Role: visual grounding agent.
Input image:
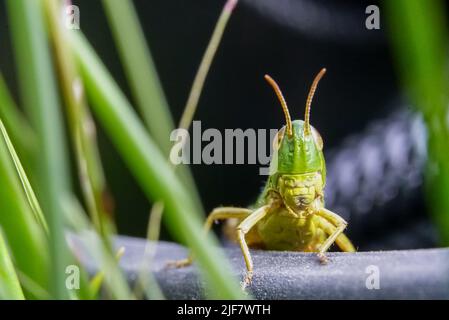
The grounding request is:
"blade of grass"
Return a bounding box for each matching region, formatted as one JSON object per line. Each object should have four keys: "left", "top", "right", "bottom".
{"left": 63, "top": 195, "right": 133, "bottom": 299}
{"left": 7, "top": 0, "right": 72, "bottom": 298}
{"left": 43, "top": 0, "right": 111, "bottom": 237}
{"left": 134, "top": 202, "right": 165, "bottom": 300}
{"left": 70, "top": 33, "right": 246, "bottom": 299}
{"left": 0, "top": 73, "right": 36, "bottom": 161}
{"left": 16, "top": 271, "right": 51, "bottom": 300}
{"left": 0, "top": 119, "right": 48, "bottom": 233}
{"left": 89, "top": 246, "right": 125, "bottom": 297}
{"left": 0, "top": 229, "right": 25, "bottom": 300}
{"left": 179, "top": 0, "right": 238, "bottom": 131}
{"left": 385, "top": 0, "right": 449, "bottom": 244}
{"left": 43, "top": 0, "right": 145, "bottom": 299}
{"left": 101, "top": 0, "right": 174, "bottom": 156}
{"left": 101, "top": 0, "right": 204, "bottom": 216}
{"left": 0, "top": 118, "right": 49, "bottom": 297}
{"left": 42, "top": 0, "right": 120, "bottom": 299}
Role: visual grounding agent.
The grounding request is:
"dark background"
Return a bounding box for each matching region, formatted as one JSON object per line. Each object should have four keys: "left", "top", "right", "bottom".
{"left": 0, "top": 0, "right": 413, "bottom": 243}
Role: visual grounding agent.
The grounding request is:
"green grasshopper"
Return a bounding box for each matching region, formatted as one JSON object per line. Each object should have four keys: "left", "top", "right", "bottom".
{"left": 174, "top": 68, "right": 355, "bottom": 288}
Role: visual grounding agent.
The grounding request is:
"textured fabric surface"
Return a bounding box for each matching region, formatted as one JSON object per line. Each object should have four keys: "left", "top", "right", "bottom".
{"left": 69, "top": 234, "right": 449, "bottom": 299}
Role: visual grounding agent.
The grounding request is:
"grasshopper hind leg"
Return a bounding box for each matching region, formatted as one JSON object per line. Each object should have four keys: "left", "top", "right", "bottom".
{"left": 166, "top": 207, "right": 252, "bottom": 268}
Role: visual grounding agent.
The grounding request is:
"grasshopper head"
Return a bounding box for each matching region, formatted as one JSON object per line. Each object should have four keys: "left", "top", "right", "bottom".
{"left": 265, "top": 70, "right": 327, "bottom": 213}
{"left": 274, "top": 120, "right": 324, "bottom": 176}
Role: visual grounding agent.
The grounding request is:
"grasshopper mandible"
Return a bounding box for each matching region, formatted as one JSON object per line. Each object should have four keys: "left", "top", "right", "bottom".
{"left": 173, "top": 68, "right": 355, "bottom": 288}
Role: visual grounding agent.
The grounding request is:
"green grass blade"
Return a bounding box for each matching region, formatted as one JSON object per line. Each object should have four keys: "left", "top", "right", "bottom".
{"left": 88, "top": 246, "right": 125, "bottom": 297}
{"left": 0, "top": 119, "right": 48, "bottom": 233}
{"left": 43, "top": 0, "right": 111, "bottom": 237}
{"left": 101, "top": 0, "right": 204, "bottom": 216}
{"left": 101, "top": 0, "right": 174, "bottom": 156}
{"left": 7, "top": 0, "right": 72, "bottom": 298}
{"left": 0, "top": 229, "right": 25, "bottom": 300}
{"left": 16, "top": 271, "right": 51, "bottom": 300}
{"left": 179, "top": 0, "right": 238, "bottom": 131}
{"left": 134, "top": 202, "right": 165, "bottom": 300}
{"left": 63, "top": 196, "right": 133, "bottom": 299}
{"left": 0, "top": 73, "right": 35, "bottom": 161}
{"left": 385, "top": 0, "right": 449, "bottom": 244}
{"left": 0, "top": 118, "right": 49, "bottom": 297}
{"left": 70, "top": 33, "right": 246, "bottom": 299}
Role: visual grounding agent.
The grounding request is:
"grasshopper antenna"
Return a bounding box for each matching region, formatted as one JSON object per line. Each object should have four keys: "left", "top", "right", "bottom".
{"left": 264, "top": 74, "right": 293, "bottom": 137}
{"left": 304, "top": 68, "right": 326, "bottom": 136}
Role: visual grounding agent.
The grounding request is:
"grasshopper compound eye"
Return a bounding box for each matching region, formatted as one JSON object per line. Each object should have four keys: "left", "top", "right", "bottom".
{"left": 273, "top": 127, "right": 286, "bottom": 150}
{"left": 311, "top": 126, "right": 323, "bottom": 151}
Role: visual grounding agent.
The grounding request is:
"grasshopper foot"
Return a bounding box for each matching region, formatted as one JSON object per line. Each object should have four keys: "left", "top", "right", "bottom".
{"left": 317, "top": 253, "right": 328, "bottom": 265}
{"left": 240, "top": 271, "right": 253, "bottom": 291}
{"left": 166, "top": 258, "right": 192, "bottom": 269}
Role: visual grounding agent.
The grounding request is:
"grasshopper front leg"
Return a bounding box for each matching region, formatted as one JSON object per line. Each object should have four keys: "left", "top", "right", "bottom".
{"left": 167, "top": 207, "right": 251, "bottom": 268}
{"left": 236, "top": 204, "right": 272, "bottom": 289}
{"left": 317, "top": 216, "right": 355, "bottom": 253}
{"left": 315, "top": 208, "right": 351, "bottom": 263}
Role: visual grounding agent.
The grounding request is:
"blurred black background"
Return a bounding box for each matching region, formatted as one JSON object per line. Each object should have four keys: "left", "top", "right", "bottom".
{"left": 0, "top": 0, "right": 434, "bottom": 249}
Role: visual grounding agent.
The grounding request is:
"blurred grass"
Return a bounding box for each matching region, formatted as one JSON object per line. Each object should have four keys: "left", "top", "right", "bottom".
{"left": 70, "top": 33, "right": 245, "bottom": 299}
{"left": 0, "top": 116, "right": 49, "bottom": 297}
{"left": 179, "top": 0, "right": 238, "bottom": 131}
{"left": 101, "top": 0, "right": 244, "bottom": 298}
{"left": 134, "top": 202, "right": 165, "bottom": 300}
{"left": 0, "top": 230, "right": 24, "bottom": 300}
{"left": 63, "top": 196, "right": 133, "bottom": 299}
{"left": 0, "top": 74, "right": 35, "bottom": 162}
{"left": 89, "top": 246, "right": 126, "bottom": 297}
{"left": 0, "top": 119, "right": 48, "bottom": 233}
{"left": 386, "top": 0, "right": 449, "bottom": 245}
{"left": 102, "top": 0, "right": 204, "bottom": 216}
{"left": 0, "top": 0, "right": 244, "bottom": 299}
{"left": 7, "top": 0, "right": 71, "bottom": 298}
{"left": 44, "top": 0, "right": 112, "bottom": 237}
{"left": 101, "top": 0, "right": 174, "bottom": 156}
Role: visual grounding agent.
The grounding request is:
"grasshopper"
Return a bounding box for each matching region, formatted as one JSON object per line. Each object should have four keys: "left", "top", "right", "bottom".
{"left": 174, "top": 68, "right": 355, "bottom": 288}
